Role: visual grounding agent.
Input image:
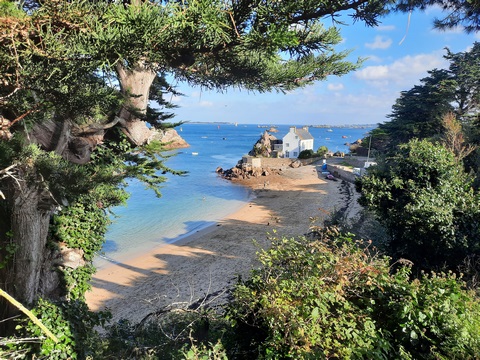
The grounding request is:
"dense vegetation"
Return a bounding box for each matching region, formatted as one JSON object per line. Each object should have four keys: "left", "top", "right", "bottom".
{"left": 2, "top": 0, "right": 480, "bottom": 358}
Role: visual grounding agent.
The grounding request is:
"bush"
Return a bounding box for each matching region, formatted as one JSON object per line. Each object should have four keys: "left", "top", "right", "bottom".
{"left": 228, "top": 228, "right": 480, "bottom": 359}
{"left": 298, "top": 149, "right": 314, "bottom": 159}
{"left": 357, "top": 139, "right": 480, "bottom": 272}
{"left": 316, "top": 145, "right": 328, "bottom": 156}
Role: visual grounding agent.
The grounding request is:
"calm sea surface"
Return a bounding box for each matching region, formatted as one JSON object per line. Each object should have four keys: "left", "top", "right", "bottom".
{"left": 95, "top": 123, "right": 373, "bottom": 266}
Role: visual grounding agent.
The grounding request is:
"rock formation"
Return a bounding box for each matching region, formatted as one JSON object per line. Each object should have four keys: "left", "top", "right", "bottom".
{"left": 216, "top": 161, "right": 281, "bottom": 180}
{"left": 152, "top": 128, "right": 189, "bottom": 149}
{"left": 248, "top": 130, "right": 278, "bottom": 157}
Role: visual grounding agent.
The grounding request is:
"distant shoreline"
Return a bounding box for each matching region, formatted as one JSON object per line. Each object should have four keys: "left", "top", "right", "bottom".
{"left": 186, "top": 121, "right": 377, "bottom": 128}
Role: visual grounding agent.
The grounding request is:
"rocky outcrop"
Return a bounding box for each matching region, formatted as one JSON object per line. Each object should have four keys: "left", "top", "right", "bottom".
{"left": 248, "top": 130, "right": 278, "bottom": 157}
{"left": 290, "top": 159, "right": 302, "bottom": 168}
{"left": 151, "top": 128, "right": 189, "bottom": 149}
{"left": 347, "top": 139, "right": 365, "bottom": 154}
{"left": 216, "top": 161, "right": 281, "bottom": 180}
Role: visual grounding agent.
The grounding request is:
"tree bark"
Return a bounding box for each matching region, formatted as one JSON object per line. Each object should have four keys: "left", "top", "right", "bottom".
{"left": 116, "top": 61, "right": 157, "bottom": 146}
{"left": 9, "top": 182, "right": 55, "bottom": 305}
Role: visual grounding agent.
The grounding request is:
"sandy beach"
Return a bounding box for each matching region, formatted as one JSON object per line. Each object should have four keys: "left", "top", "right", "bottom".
{"left": 86, "top": 162, "right": 360, "bottom": 324}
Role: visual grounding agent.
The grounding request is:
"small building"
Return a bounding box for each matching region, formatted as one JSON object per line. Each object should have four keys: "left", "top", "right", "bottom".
{"left": 282, "top": 126, "right": 314, "bottom": 158}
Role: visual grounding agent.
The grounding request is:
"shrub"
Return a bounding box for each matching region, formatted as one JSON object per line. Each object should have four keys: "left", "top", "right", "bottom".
{"left": 316, "top": 145, "right": 328, "bottom": 156}
{"left": 228, "top": 228, "right": 480, "bottom": 359}
{"left": 298, "top": 149, "right": 314, "bottom": 159}
{"left": 357, "top": 139, "right": 480, "bottom": 272}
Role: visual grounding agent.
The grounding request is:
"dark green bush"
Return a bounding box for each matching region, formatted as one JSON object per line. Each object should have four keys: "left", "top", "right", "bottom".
{"left": 228, "top": 229, "right": 480, "bottom": 359}
{"left": 298, "top": 149, "right": 314, "bottom": 159}
{"left": 357, "top": 139, "right": 480, "bottom": 272}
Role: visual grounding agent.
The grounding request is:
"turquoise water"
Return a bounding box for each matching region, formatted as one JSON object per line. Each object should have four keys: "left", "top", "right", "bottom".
{"left": 96, "top": 123, "right": 372, "bottom": 266}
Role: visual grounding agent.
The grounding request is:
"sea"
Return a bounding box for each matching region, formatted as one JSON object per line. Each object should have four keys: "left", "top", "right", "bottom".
{"left": 95, "top": 123, "right": 373, "bottom": 267}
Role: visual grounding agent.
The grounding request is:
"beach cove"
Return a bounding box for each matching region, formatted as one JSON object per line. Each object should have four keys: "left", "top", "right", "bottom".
{"left": 86, "top": 162, "right": 361, "bottom": 324}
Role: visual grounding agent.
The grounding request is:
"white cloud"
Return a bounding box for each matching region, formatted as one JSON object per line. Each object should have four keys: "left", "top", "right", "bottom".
{"left": 354, "top": 50, "right": 448, "bottom": 88}
{"left": 198, "top": 100, "right": 214, "bottom": 107}
{"left": 327, "top": 83, "right": 345, "bottom": 91}
{"left": 376, "top": 25, "right": 395, "bottom": 31}
{"left": 365, "top": 55, "right": 383, "bottom": 63}
{"left": 365, "top": 35, "right": 392, "bottom": 49}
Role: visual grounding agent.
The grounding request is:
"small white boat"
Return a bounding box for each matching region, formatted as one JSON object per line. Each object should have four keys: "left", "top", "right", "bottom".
{"left": 192, "top": 152, "right": 199, "bottom": 155}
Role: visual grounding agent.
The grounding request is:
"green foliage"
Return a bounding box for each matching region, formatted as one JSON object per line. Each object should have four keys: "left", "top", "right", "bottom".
{"left": 228, "top": 228, "right": 480, "bottom": 359}
{"left": 183, "top": 340, "right": 228, "bottom": 360}
{"left": 357, "top": 139, "right": 480, "bottom": 271}
{"left": 100, "top": 309, "right": 232, "bottom": 359}
{"left": 298, "top": 149, "right": 314, "bottom": 159}
{"left": 229, "top": 230, "right": 391, "bottom": 359}
{"left": 378, "top": 270, "right": 480, "bottom": 359}
{"left": 396, "top": 0, "right": 480, "bottom": 33}
{"left": 371, "top": 43, "right": 480, "bottom": 154}
{"left": 316, "top": 145, "right": 328, "bottom": 156}
{"left": 11, "top": 298, "right": 110, "bottom": 359}
{"left": 0, "top": 238, "right": 16, "bottom": 270}
{"left": 378, "top": 69, "right": 455, "bottom": 153}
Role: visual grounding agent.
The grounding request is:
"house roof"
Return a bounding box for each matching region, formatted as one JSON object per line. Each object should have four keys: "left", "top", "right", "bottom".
{"left": 294, "top": 128, "right": 314, "bottom": 141}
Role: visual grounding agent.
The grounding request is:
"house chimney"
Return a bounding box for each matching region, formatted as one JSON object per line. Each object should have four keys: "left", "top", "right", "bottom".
{"left": 290, "top": 126, "right": 296, "bottom": 133}
{"left": 303, "top": 126, "right": 309, "bottom": 132}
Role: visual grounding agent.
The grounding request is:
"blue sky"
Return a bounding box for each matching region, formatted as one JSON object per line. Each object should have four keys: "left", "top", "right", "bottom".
{"left": 170, "top": 7, "right": 479, "bottom": 126}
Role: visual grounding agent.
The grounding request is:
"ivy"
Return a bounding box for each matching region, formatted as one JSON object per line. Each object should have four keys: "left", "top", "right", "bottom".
{"left": 12, "top": 298, "right": 110, "bottom": 359}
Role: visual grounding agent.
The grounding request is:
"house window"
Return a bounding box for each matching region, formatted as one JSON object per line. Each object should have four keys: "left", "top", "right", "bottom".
{"left": 285, "top": 151, "right": 290, "bottom": 157}
{"left": 286, "top": 143, "right": 289, "bottom": 147}
{"left": 295, "top": 136, "right": 298, "bottom": 139}
{"left": 293, "top": 152, "right": 298, "bottom": 157}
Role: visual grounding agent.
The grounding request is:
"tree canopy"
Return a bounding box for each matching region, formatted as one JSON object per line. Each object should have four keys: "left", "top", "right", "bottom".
{"left": 357, "top": 139, "right": 480, "bottom": 271}
{"left": 370, "top": 42, "right": 480, "bottom": 154}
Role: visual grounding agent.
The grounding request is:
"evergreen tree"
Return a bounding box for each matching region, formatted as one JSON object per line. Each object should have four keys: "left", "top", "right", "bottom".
{"left": 378, "top": 69, "right": 455, "bottom": 152}
{"left": 372, "top": 43, "right": 480, "bottom": 154}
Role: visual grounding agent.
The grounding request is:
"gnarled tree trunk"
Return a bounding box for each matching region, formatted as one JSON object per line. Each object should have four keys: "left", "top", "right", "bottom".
{"left": 116, "top": 61, "right": 157, "bottom": 146}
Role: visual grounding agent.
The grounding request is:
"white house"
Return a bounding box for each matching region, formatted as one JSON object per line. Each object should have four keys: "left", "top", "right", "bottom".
{"left": 282, "top": 126, "right": 314, "bottom": 158}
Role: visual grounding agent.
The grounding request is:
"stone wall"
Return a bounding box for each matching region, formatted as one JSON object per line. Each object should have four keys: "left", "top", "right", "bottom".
{"left": 242, "top": 156, "right": 320, "bottom": 169}
{"left": 326, "top": 164, "right": 356, "bottom": 183}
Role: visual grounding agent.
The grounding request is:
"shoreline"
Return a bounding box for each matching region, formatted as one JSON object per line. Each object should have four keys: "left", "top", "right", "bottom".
{"left": 85, "top": 163, "right": 359, "bottom": 324}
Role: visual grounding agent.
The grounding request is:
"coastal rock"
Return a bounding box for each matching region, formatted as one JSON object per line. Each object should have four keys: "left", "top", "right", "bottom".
{"left": 218, "top": 162, "right": 276, "bottom": 181}
{"left": 151, "top": 128, "right": 189, "bottom": 149}
{"left": 248, "top": 130, "right": 278, "bottom": 157}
